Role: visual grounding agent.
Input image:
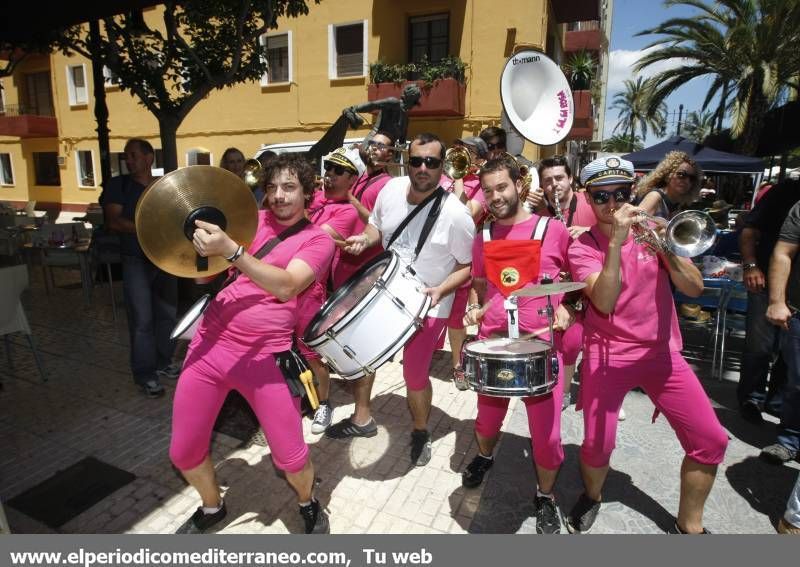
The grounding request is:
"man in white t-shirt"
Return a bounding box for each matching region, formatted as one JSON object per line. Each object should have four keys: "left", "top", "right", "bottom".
{"left": 332, "top": 132, "right": 475, "bottom": 466}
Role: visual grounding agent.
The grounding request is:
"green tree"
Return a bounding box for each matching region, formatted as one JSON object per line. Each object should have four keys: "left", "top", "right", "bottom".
{"left": 602, "top": 133, "right": 644, "bottom": 153}
{"left": 681, "top": 110, "right": 716, "bottom": 143}
{"left": 635, "top": 0, "right": 800, "bottom": 155}
{"left": 610, "top": 77, "right": 667, "bottom": 151}
{"left": 64, "top": 0, "right": 317, "bottom": 172}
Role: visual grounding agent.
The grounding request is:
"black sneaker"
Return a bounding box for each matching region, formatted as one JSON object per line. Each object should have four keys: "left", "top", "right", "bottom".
{"left": 760, "top": 443, "right": 798, "bottom": 464}
{"left": 410, "top": 429, "right": 432, "bottom": 466}
{"left": 324, "top": 417, "right": 377, "bottom": 439}
{"left": 740, "top": 401, "right": 764, "bottom": 424}
{"left": 462, "top": 454, "right": 494, "bottom": 488}
{"left": 566, "top": 493, "right": 600, "bottom": 534}
{"left": 176, "top": 502, "right": 227, "bottom": 534}
{"left": 667, "top": 521, "right": 711, "bottom": 534}
{"left": 299, "top": 499, "right": 329, "bottom": 534}
{"left": 535, "top": 495, "right": 562, "bottom": 534}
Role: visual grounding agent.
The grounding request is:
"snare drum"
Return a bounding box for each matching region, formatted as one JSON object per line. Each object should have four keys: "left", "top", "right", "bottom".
{"left": 462, "top": 337, "right": 558, "bottom": 397}
{"left": 303, "top": 251, "right": 431, "bottom": 380}
{"left": 170, "top": 293, "right": 211, "bottom": 341}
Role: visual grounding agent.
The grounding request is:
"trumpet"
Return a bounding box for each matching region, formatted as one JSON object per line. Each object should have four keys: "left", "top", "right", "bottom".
{"left": 499, "top": 153, "right": 536, "bottom": 213}
{"left": 366, "top": 143, "right": 408, "bottom": 169}
{"left": 630, "top": 209, "right": 717, "bottom": 257}
{"left": 444, "top": 146, "right": 479, "bottom": 180}
{"left": 241, "top": 159, "right": 264, "bottom": 189}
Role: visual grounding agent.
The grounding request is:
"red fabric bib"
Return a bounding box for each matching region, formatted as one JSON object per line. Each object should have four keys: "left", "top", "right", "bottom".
{"left": 483, "top": 238, "right": 542, "bottom": 297}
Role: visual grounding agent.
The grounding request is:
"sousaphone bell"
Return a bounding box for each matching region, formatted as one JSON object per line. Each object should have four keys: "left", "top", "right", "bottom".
{"left": 135, "top": 165, "right": 258, "bottom": 279}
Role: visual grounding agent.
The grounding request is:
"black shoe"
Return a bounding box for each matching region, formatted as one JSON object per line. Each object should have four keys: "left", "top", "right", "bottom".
{"left": 462, "top": 454, "right": 494, "bottom": 488}
{"left": 176, "top": 502, "right": 227, "bottom": 534}
{"left": 535, "top": 495, "right": 562, "bottom": 534}
{"left": 299, "top": 499, "right": 329, "bottom": 534}
{"left": 740, "top": 401, "right": 764, "bottom": 424}
{"left": 410, "top": 429, "right": 432, "bottom": 466}
{"left": 667, "top": 521, "right": 711, "bottom": 534}
{"left": 566, "top": 493, "right": 600, "bottom": 534}
{"left": 324, "top": 417, "right": 378, "bottom": 439}
{"left": 760, "top": 443, "right": 798, "bottom": 465}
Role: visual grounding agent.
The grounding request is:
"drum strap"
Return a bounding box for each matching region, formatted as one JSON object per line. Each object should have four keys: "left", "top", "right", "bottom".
{"left": 354, "top": 171, "right": 390, "bottom": 202}
{"left": 482, "top": 215, "right": 549, "bottom": 242}
{"left": 386, "top": 186, "right": 446, "bottom": 260}
{"left": 221, "top": 217, "right": 312, "bottom": 288}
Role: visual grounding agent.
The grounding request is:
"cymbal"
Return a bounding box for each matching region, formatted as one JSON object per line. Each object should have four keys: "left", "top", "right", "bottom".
{"left": 135, "top": 166, "right": 258, "bottom": 278}
{"left": 510, "top": 281, "right": 587, "bottom": 298}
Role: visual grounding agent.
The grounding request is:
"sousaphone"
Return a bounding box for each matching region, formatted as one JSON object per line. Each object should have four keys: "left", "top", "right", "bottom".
{"left": 135, "top": 165, "right": 258, "bottom": 278}
{"left": 500, "top": 49, "right": 574, "bottom": 147}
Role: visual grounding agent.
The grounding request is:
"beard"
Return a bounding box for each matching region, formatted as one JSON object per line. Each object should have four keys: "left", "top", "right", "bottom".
{"left": 411, "top": 170, "right": 439, "bottom": 193}
{"left": 489, "top": 194, "right": 520, "bottom": 220}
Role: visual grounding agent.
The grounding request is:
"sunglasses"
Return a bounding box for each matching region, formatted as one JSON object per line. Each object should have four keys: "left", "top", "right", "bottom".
{"left": 674, "top": 170, "right": 697, "bottom": 181}
{"left": 367, "top": 141, "right": 389, "bottom": 150}
{"left": 486, "top": 142, "right": 505, "bottom": 151}
{"left": 323, "top": 162, "right": 352, "bottom": 176}
{"left": 408, "top": 156, "right": 443, "bottom": 169}
{"left": 589, "top": 187, "right": 633, "bottom": 205}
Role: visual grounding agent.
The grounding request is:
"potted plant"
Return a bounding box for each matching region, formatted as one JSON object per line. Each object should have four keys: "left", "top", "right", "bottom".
{"left": 564, "top": 50, "right": 595, "bottom": 91}
{"left": 368, "top": 56, "right": 468, "bottom": 117}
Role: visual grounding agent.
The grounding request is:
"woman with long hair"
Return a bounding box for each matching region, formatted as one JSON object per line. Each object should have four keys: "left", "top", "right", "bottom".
{"left": 219, "top": 147, "right": 246, "bottom": 177}
{"left": 636, "top": 151, "right": 702, "bottom": 219}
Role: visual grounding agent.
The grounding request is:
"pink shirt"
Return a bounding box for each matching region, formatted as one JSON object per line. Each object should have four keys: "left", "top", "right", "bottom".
{"left": 199, "top": 211, "right": 335, "bottom": 353}
{"left": 307, "top": 190, "right": 360, "bottom": 286}
{"left": 568, "top": 226, "right": 683, "bottom": 359}
{"left": 473, "top": 215, "right": 571, "bottom": 339}
{"left": 540, "top": 191, "right": 596, "bottom": 228}
{"left": 334, "top": 171, "right": 392, "bottom": 288}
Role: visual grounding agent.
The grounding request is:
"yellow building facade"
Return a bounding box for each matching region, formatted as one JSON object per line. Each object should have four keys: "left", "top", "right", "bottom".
{"left": 0, "top": 0, "right": 599, "bottom": 212}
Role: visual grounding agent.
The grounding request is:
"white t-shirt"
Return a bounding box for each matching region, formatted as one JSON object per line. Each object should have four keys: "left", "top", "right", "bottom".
{"left": 369, "top": 176, "right": 475, "bottom": 318}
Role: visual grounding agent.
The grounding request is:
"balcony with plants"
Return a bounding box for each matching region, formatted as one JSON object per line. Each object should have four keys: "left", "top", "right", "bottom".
{"left": 563, "top": 50, "right": 597, "bottom": 140}
{"left": 367, "top": 56, "right": 467, "bottom": 117}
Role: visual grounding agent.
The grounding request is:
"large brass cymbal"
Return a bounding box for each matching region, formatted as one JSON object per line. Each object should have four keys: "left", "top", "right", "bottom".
{"left": 135, "top": 166, "right": 258, "bottom": 278}
{"left": 510, "top": 281, "right": 586, "bottom": 298}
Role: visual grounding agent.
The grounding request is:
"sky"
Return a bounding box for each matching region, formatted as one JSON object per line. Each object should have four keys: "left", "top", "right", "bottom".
{"left": 603, "top": 0, "right": 719, "bottom": 143}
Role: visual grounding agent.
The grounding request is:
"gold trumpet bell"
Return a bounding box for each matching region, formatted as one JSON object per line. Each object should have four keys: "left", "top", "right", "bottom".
{"left": 443, "top": 146, "right": 474, "bottom": 180}
{"left": 242, "top": 159, "right": 264, "bottom": 189}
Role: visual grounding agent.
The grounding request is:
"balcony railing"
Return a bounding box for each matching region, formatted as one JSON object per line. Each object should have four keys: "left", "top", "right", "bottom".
{"left": 0, "top": 104, "right": 58, "bottom": 137}
{"left": 0, "top": 103, "right": 56, "bottom": 117}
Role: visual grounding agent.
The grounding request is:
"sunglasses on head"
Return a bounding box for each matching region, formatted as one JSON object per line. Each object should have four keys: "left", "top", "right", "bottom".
{"left": 589, "top": 187, "right": 633, "bottom": 205}
{"left": 408, "top": 156, "right": 443, "bottom": 169}
{"left": 486, "top": 142, "right": 505, "bottom": 151}
{"left": 324, "top": 162, "right": 351, "bottom": 176}
{"left": 674, "top": 170, "right": 697, "bottom": 181}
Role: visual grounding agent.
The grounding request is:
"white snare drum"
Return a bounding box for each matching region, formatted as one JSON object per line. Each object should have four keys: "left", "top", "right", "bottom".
{"left": 170, "top": 293, "right": 211, "bottom": 341}
{"left": 462, "top": 337, "right": 558, "bottom": 397}
{"left": 303, "top": 251, "right": 431, "bottom": 380}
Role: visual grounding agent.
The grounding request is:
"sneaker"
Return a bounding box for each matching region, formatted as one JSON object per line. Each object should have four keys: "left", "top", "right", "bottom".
{"left": 311, "top": 403, "right": 332, "bottom": 434}
{"left": 176, "top": 501, "right": 227, "bottom": 534}
{"left": 299, "top": 499, "right": 329, "bottom": 534}
{"left": 324, "top": 417, "right": 377, "bottom": 439}
{"left": 618, "top": 407, "right": 626, "bottom": 421}
{"left": 453, "top": 366, "right": 470, "bottom": 391}
{"left": 140, "top": 379, "right": 165, "bottom": 398}
{"left": 566, "top": 493, "right": 601, "bottom": 534}
{"left": 157, "top": 362, "right": 182, "bottom": 380}
{"left": 535, "top": 495, "right": 562, "bottom": 534}
{"left": 562, "top": 389, "right": 571, "bottom": 411}
{"left": 740, "top": 401, "right": 764, "bottom": 424}
{"left": 777, "top": 517, "right": 800, "bottom": 534}
{"left": 462, "top": 454, "right": 494, "bottom": 488}
{"left": 667, "top": 521, "right": 711, "bottom": 534}
{"left": 760, "top": 443, "right": 798, "bottom": 465}
{"left": 410, "top": 429, "right": 432, "bottom": 466}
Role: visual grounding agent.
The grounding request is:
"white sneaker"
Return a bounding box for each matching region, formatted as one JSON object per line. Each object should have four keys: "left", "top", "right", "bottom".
{"left": 311, "top": 403, "right": 332, "bottom": 434}
{"left": 618, "top": 407, "right": 626, "bottom": 421}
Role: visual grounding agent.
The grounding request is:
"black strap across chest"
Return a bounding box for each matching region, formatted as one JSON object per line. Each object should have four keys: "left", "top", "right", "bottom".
{"left": 386, "top": 186, "right": 447, "bottom": 260}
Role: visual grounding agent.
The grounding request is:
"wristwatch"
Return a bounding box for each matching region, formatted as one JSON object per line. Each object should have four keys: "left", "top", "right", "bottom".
{"left": 742, "top": 262, "right": 758, "bottom": 271}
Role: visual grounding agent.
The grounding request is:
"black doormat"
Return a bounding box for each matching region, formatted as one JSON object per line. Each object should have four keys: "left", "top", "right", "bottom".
{"left": 213, "top": 391, "right": 261, "bottom": 443}
{"left": 8, "top": 456, "right": 136, "bottom": 528}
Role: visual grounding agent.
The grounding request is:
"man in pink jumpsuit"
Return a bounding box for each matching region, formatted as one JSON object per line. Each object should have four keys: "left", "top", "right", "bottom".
{"left": 462, "top": 156, "right": 576, "bottom": 533}
{"left": 565, "top": 156, "right": 728, "bottom": 534}
{"left": 169, "top": 154, "right": 335, "bottom": 534}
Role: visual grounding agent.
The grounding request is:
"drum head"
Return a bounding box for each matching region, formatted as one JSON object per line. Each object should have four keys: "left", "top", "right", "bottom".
{"left": 467, "top": 337, "right": 550, "bottom": 355}
{"left": 304, "top": 251, "right": 393, "bottom": 340}
{"left": 170, "top": 293, "right": 211, "bottom": 340}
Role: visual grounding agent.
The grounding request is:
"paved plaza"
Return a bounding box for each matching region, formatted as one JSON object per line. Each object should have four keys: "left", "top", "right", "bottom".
{"left": 1, "top": 265, "right": 797, "bottom": 534}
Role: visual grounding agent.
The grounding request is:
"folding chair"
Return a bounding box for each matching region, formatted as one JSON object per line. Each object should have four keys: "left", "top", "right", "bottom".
{"left": 717, "top": 283, "right": 748, "bottom": 380}
{"left": 0, "top": 265, "right": 46, "bottom": 384}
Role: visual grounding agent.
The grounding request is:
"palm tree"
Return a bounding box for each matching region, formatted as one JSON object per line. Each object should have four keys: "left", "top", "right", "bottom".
{"left": 602, "top": 134, "right": 644, "bottom": 153}
{"left": 681, "top": 110, "right": 716, "bottom": 142}
{"left": 610, "top": 77, "right": 667, "bottom": 151}
{"left": 635, "top": 0, "right": 800, "bottom": 155}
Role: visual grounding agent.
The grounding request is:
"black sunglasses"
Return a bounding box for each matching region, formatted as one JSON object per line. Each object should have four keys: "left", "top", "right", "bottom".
{"left": 367, "top": 141, "right": 389, "bottom": 150}
{"left": 589, "top": 187, "right": 633, "bottom": 205}
{"left": 486, "top": 142, "right": 505, "bottom": 151}
{"left": 324, "top": 162, "right": 351, "bottom": 176}
{"left": 408, "top": 156, "right": 443, "bottom": 169}
{"left": 674, "top": 170, "right": 697, "bottom": 181}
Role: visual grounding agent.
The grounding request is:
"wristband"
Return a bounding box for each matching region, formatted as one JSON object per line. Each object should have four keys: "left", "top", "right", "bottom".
{"left": 742, "top": 262, "right": 758, "bottom": 271}
{"left": 225, "top": 244, "right": 245, "bottom": 263}
{"left": 466, "top": 303, "right": 482, "bottom": 312}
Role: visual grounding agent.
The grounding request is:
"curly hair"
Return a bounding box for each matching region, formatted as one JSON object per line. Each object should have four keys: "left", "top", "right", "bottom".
{"left": 637, "top": 151, "right": 702, "bottom": 204}
{"left": 264, "top": 153, "right": 317, "bottom": 198}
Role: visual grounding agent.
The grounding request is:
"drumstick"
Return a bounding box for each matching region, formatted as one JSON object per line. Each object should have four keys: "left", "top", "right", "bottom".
{"left": 299, "top": 369, "right": 319, "bottom": 409}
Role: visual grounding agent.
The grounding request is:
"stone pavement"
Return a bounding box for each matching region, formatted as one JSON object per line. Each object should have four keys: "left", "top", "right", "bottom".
{"left": 1, "top": 266, "right": 797, "bottom": 534}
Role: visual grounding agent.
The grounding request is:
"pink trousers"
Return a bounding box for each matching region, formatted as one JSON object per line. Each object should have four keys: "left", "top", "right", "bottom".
{"left": 403, "top": 316, "right": 449, "bottom": 391}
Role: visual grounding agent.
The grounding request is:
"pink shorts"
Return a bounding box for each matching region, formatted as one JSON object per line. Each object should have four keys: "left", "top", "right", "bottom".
{"left": 169, "top": 340, "right": 308, "bottom": 473}
{"left": 474, "top": 351, "right": 565, "bottom": 470}
{"left": 403, "top": 316, "right": 448, "bottom": 391}
{"left": 446, "top": 285, "right": 470, "bottom": 330}
{"left": 579, "top": 352, "right": 728, "bottom": 468}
